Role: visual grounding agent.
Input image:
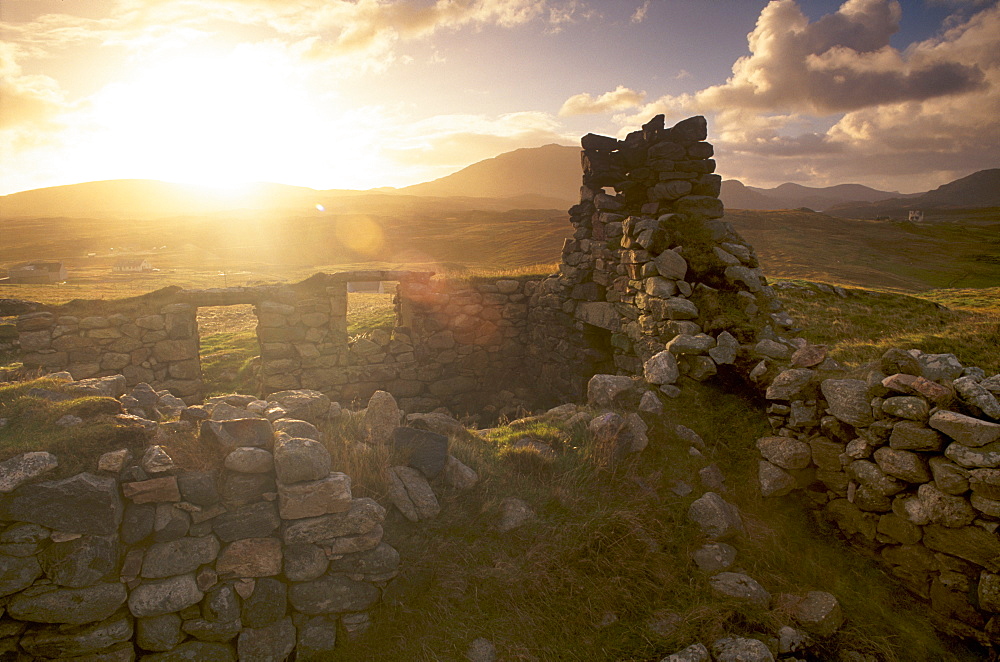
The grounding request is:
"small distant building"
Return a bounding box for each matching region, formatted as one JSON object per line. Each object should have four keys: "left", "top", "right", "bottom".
{"left": 347, "top": 281, "right": 387, "bottom": 293}
{"left": 113, "top": 259, "right": 152, "bottom": 273}
{"left": 6, "top": 261, "right": 67, "bottom": 284}
{"left": 908, "top": 210, "right": 924, "bottom": 222}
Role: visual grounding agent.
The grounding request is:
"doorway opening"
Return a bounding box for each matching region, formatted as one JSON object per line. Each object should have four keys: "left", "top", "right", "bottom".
{"left": 196, "top": 304, "right": 260, "bottom": 397}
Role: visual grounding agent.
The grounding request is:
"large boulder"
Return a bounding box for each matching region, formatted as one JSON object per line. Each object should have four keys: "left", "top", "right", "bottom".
{"left": 0, "top": 451, "right": 59, "bottom": 493}
{"left": 8, "top": 582, "right": 127, "bottom": 624}
{"left": 266, "top": 389, "right": 331, "bottom": 424}
{"left": 687, "top": 492, "right": 742, "bottom": 540}
{"left": 288, "top": 575, "right": 380, "bottom": 615}
{"left": 273, "top": 437, "right": 331, "bottom": 484}
{"left": 392, "top": 427, "right": 449, "bottom": 478}
{"left": 363, "top": 390, "right": 401, "bottom": 445}
{"left": 0, "top": 473, "right": 122, "bottom": 535}
{"left": 820, "top": 379, "right": 874, "bottom": 427}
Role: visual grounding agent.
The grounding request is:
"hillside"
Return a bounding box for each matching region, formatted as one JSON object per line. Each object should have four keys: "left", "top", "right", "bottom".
{"left": 723, "top": 208, "right": 1000, "bottom": 290}
{"left": 828, "top": 168, "right": 1000, "bottom": 218}
{"left": 399, "top": 143, "right": 579, "bottom": 204}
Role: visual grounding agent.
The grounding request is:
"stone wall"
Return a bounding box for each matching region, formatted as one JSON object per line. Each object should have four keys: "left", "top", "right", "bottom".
{"left": 755, "top": 349, "right": 1000, "bottom": 644}
{"left": 12, "top": 272, "right": 544, "bottom": 417}
{"left": 526, "top": 114, "right": 793, "bottom": 404}
{"left": 0, "top": 387, "right": 393, "bottom": 660}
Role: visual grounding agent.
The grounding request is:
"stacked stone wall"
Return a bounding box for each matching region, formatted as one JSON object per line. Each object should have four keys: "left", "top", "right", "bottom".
{"left": 755, "top": 349, "right": 1000, "bottom": 644}
{"left": 0, "top": 391, "right": 392, "bottom": 660}
{"left": 11, "top": 272, "right": 544, "bottom": 417}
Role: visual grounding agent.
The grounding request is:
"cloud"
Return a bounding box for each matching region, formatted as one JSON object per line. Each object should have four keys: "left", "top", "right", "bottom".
{"left": 631, "top": 0, "right": 652, "bottom": 23}
{"left": 559, "top": 85, "right": 646, "bottom": 116}
{"left": 0, "top": 43, "right": 68, "bottom": 130}
{"left": 386, "top": 111, "right": 572, "bottom": 170}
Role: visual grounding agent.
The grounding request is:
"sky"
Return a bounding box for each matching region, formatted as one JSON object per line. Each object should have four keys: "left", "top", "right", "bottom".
{"left": 1, "top": 0, "right": 998, "bottom": 196}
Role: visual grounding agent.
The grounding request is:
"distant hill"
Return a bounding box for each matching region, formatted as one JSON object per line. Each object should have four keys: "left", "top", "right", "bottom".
{"left": 400, "top": 144, "right": 579, "bottom": 204}
{"left": 827, "top": 168, "right": 1000, "bottom": 218}
{"left": 722, "top": 181, "right": 905, "bottom": 211}
{"left": 719, "top": 181, "right": 781, "bottom": 210}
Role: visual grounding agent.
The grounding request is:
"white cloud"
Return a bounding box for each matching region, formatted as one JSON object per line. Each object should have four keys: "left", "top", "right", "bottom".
{"left": 631, "top": 0, "right": 652, "bottom": 24}
{"left": 0, "top": 43, "right": 69, "bottom": 130}
{"left": 559, "top": 85, "right": 646, "bottom": 116}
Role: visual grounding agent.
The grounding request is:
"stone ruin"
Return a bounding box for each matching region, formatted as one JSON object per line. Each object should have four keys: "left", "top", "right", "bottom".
{"left": 3, "top": 114, "right": 1000, "bottom": 652}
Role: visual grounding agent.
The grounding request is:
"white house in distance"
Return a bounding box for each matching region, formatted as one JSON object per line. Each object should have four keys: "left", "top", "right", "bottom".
{"left": 908, "top": 210, "right": 925, "bottom": 222}
{"left": 5, "top": 261, "right": 67, "bottom": 284}
{"left": 113, "top": 259, "right": 152, "bottom": 273}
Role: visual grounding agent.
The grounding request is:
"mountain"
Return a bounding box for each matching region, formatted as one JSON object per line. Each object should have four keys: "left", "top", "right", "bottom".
{"left": 719, "top": 180, "right": 782, "bottom": 210}
{"left": 827, "top": 168, "right": 1000, "bottom": 218}
{"left": 724, "top": 181, "right": 905, "bottom": 211}
{"left": 399, "top": 144, "right": 579, "bottom": 204}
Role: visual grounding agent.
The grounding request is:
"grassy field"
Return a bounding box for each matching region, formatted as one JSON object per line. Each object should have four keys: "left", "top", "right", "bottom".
{"left": 724, "top": 208, "right": 1000, "bottom": 291}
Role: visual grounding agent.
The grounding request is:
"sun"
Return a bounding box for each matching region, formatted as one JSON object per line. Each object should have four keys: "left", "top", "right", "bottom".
{"left": 78, "top": 47, "right": 376, "bottom": 191}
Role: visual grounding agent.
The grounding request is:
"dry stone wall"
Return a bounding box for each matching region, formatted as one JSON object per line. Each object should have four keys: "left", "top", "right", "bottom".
{"left": 756, "top": 348, "right": 1000, "bottom": 645}
{"left": 11, "top": 272, "right": 544, "bottom": 417}
{"left": 0, "top": 385, "right": 394, "bottom": 661}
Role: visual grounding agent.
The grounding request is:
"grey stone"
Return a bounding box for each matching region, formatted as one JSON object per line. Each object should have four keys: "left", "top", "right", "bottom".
{"left": 141, "top": 535, "right": 220, "bottom": 579}
{"left": 122, "top": 502, "right": 155, "bottom": 544}
{"left": 766, "top": 369, "right": 814, "bottom": 401}
{"left": 915, "top": 352, "right": 964, "bottom": 381}
{"left": 644, "top": 351, "right": 679, "bottom": 385}
{"left": 219, "top": 472, "right": 275, "bottom": 506}
{"left": 153, "top": 503, "right": 190, "bottom": 542}
{"left": 691, "top": 542, "right": 737, "bottom": 574}
{"left": 272, "top": 418, "right": 322, "bottom": 441}
{"left": 128, "top": 573, "right": 203, "bottom": 618}
{"left": 140, "top": 641, "right": 236, "bottom": 661}
{"left": 955, "top": 376, "right": 1000, "bottom": 419}
{"left": 917, "top": 483, "right": 976, "bottom": 527}
{"left": 653, "top": 249, "right": 687, "bottom": 280}
{"left": 711, "top": 637, "right": 774, "bottom": 662}
{"left": 406, "top": 411, "right": 468, "bottom": 438}
{"left": 288, "top": 575, "right": 380, "bottom": 615}
{"left": 498, "top": 497, "right": 536, "bottom": 532}
{"left": 283, "top": 544, "right": 329, "bottom": 582}
{"left": 576, "top": 301, "right": 622, "bottom": 332}
{"left": 38, "top": 533, "right": 119, "bottom": 587}
{"left": 687, "top": 492, "right": 742, "bottom": 540}
{"left": 327, "top": 542, "right": 400, "bottom": 580}
{"left": 756, "top": 436, "right": 811, "bottom": 470}
{"left": 0, "top": 472, "right": 122, "bottom": 535}
{"left": 588, "top": 374, "right": 638, "bottom": 406}
{"left": 889, "top": 420, "right": 944, "bottom": 451}
{"left": 923, "top": 524, "right": 1000, "bottom": 572}
{"left": 177, "top": 472, "right": 219, "bottom": 507}
{"left": 137, "top": 613, "right": 183, "bottom": 651}
{"left": 930, "top": 410, "right": 1000, "bottom": 447}
{"left": 141, "top": 445, "right": 175, "bottom": 473}
{"left": 363, "top": 390, "right": 401, "bottom": 445}
{"left": 393, "top": 427, "right": 449, "bottom": 478}
{"left": 661, "top": 642, "right": 710, "bottom": 662}
{"left": 0, "top": 553, "right": 42, "bottom": 597}
{"left": 708, "top": 572, "right": 770, "bottom": 607}
{"left": 8, "top": 582, "right": 127, "bottom": 624}
{"left": 294, "top": 615, "right": 338, "bottom": 660}
{"left": 200, "top": 418, "right": 274, "bottom": 450}
{"left": 278, "top": 472, "right": 352, "bottom": 520}
{"left": 821, "top": 379, "right": 874, "bottom": 427}
{"left": 758, "top": 460, "right": 796, "bottom": 498}
{"left": 882, "top": 396, "right": 929, "bottom": 421}
{"left": 19, "top": 608, "right": 133, "bottom": 658}
{"left": 387, "top": 465, "right": 440, "bottom": 522}
{"left": 266, "top": 389, "right": 332, "bottom": 423}
{"left": 929, "top": 457, "right": 970, "bottom": 495}
{"left": 216, "top": 537, "right": 282, "bottom": 577}
{"left": 273, "top": 437, "right": 331, "bottom": 484}
{"left": 443, "top": 455, "right": 479, "bottom": 490}
{"left": 223, "top": 448, "right": 273, "bottom": 474}
{"left": 241, "top": 577, "right": 286, "bottom": 628}
{"left": 237, "top": 616, "right": 295, "bottom": 662}
{"left": 945, "top": 440, "right": 1000, "bottom": 468}
{"left": 182, "top": 617, "right": 241, "bottom": 642}
{"left": 203, "top": 583, "right": 241, "bottom": 622}
{"left": 873, "top": 447, "right": 931, "bottom": 483}
{"left": 847, "top": 460, "right": 905, "bottom": 496}
{"left": 0, "top": 451, "right": 58, "bottom": 493}
{"left": 791, "top": 591, "right": 844, "bottom": 636}
{"left": 709, "top": 331, "right": 738, "bottom": 365}
{"left": 212, "top": 501, "right": 280, "bottom": 542}
{"left": 282, "top": 498, "right": 386, "bottom": 544}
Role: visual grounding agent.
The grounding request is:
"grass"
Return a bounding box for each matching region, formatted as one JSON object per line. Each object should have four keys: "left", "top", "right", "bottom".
{"left": 315, "top": 382, "right": 981, "bottom": 661}
{"left": 774, "top": 281, "right": 1000, "bottom": 374}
